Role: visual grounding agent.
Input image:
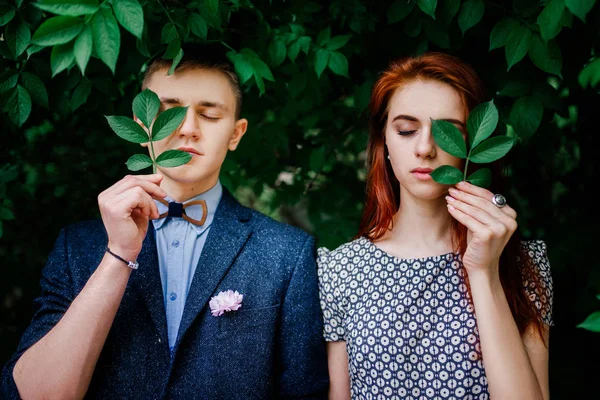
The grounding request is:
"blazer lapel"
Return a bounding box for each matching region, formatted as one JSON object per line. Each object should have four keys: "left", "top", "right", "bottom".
{"left": 175, "top": 189, "right": 252, "bottom": 347}
{"left": 131, "top": 223, "right": 169, "bottom": 344}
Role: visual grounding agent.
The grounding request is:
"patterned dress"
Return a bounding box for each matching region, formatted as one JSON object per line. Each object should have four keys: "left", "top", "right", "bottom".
{"left": 317, "top": 237, "right": 553, "bottom": 400}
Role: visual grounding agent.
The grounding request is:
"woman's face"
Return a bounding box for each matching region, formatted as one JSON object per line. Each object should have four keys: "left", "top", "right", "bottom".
{"left": 385, "top": 79, "right": 467, "bottom": 201}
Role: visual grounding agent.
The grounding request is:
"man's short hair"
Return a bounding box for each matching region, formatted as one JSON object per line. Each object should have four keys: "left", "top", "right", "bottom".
{"left": 142, "top": 43, "right": 243, "bottom": 119}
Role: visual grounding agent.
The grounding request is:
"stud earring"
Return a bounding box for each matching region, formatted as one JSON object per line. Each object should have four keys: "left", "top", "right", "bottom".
{"left": 387, "top": 155, "right": 390, "bottom": 160}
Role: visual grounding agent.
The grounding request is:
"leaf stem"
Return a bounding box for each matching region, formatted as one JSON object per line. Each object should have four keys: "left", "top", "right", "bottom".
{"left": 463, "top": 156, "right": 470, "bottom": 181}
{"left": 150, "top": 138, "right": 157, "bottom": 174}
{"left": 156, "top": 0, "right": 180, "bottom": 40}
{"left": 220, "top": 41, "right": 235, "bottom": 52}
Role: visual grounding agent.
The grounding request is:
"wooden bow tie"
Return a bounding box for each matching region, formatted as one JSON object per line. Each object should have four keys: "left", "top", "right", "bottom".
{"left": 154, "top": 198, "right": 208, "bottom": 226}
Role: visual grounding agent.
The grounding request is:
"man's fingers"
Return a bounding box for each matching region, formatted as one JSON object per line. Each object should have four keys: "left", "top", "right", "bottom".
{"left": 99, "top": 174, "right": 166, "bottom": 205}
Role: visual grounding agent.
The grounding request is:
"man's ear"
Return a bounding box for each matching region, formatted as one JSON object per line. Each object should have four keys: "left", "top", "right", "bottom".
{"left": 228, "top": 118, "right": 248, "bottom": 151}
{"left": 133, "top": 115, "right": 150, "bottom": 148}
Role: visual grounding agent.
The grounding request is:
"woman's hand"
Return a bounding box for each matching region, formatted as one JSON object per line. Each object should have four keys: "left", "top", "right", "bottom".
{"left": 445, "top": 181, "right": 518, "bottom": 277}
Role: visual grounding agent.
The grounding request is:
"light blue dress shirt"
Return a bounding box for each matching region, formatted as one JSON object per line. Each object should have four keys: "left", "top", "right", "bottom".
{"left": 152, "top": 181, "right": 223, "bottom": 352}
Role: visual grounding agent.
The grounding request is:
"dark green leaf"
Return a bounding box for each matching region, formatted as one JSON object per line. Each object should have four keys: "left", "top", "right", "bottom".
{"left": 430, "top": 165, "right": 463, "bottom": 185}
{"left": 0, "top": 220, "right": 3, "bottom": 238}
{"left": 113, "top": 0, "right": 143, "bottom": 39}
{"left": 326, "top": 35, "right": 351, "bottom": 51}
{"left": 133, "top": 88, "right": 160, "bottom": 130}
{"left": 436, "top": 0, "right": 460, "bottom": 26}
{"left": 106, "top": 115, "right": 149, "bottom": 143}
{"left": 161, "top": 22, "right": 177, "bottom": 43}
{"left": 298, "top": 36, "right": 311, "bottom": 54}
{"left": 126, "top": 154, "right": 153, "bottom": 171}
{"left": 489, "top": 17, "right": 518, "bottom": 51}
{"left": 168, "top": 48, "right": 183, "bottom": 76}
{"left": 189, "top": 12, "right": 207, "bottom": 39}
{"left": 537, "top": 0, "right": 565, "bottom": 42}
{"left": 579, "top": 58, "right": 600, "bottom": 89}
{"left": 6, "top": 19, "right": 31, "bottom": 57}
{"left": 418, "top": 0, "right": 437, "bottom": 19}
{"left": 287, "top": 40, "right": 301, "bottom": 62}
{"left": 510, "top": 96, "right": 544, "bottom": 138}
{"left": 4, "top": 85, "right": 31, "bottom": 127}
{"left": 227, "top": 51, "right": 253, "bottom": 83}
{"left": 0, "top": 71, "right": 18, "bottom": 94}
{"left": 403, "top": 12, "right": 422, "bottom": 37}
{"left": 431, "top": 119, "right": 467, "bottom": 158}
{"left": 528, "top": 35, "right": 562, "bottom": 76}
{"left": 467, "top": 100, "right": 498, "bottom": 148}
{"left": 34, "top": 0, "right": 98, "bottom": 16}
{"left": 498, "top": 80, "right": 530, "bottom": 97}
{"left": 315, "top": 48, "right": 330, "bottom": 78}
{"left": 328, "top": 51, "right": 348, "bottom": 77}
{"left": 156, "top": 149, "right": 192, "bottom": 168}
{"left": 577, "top": 311, "right": 600, "bottom": 332}
{"left": 458, "top": 0, "right": 484, "bottom": 35}
{"left": 0, "top": 206, "right": 15, "bottom": 220}
{"left": 202, "top": 0, "right": 221, "bottom": 28}
{"left": 71, "top": 79, "right": 92, "bottom": 111}
{"left": 505, "top": 22, "right": 532, "bottom": 70}
{"left": 92, "top": 6, "right": 120, "bottom": 73}
{"left": 310, "top": 147, "right": 326, "bottom": 172}
{"left": 268, "top": 38, "right": 286, "bottom": 67}
{"left": 31, "top": 15, "right": 84, "bottom": 46}
{"left": 469, "top": 136, "right": 515, "bottom": 163}
{"left": 423, "top": 19, "right": 450, "bottom": 48}
{"left": 250, "top": 56, "right": 274, "bottom": 82}
{"left": 163, "top": 39, "right": 181, "bottom": 59}
{"left": 466, "top": 168, "right": 492, "bottom": 188}
{"left": 387, "top": 0, "right": 414, "bottom": 23}
{"left": 152, "top": 106, "right": 188, "bottom": 141}
{"left": 74, "top": 24, "right": 92, "bottom": 74}
{"left": 565, "top": 0, "right": 595, "bottom": 21}
{"left": 289, "top": 23, "right": 305, "bottom": 36}
{"left": 50, "top": 41, "right": 75, "bottom": 76}
{"left": 254, "top": 74, "right": 265, "bottom": 95}
{"left": 26, "top": 44, "right": 45, "bottom": 58}
{"left": 316, "top": 27, "right": 331, "bottom": 46}
{"left": 21, "top": 72, "right": 48, "bottom": 108}
{"left": 0, "top": 6, "right": 16, "bottom": 27}
{"left": 136, "top": 36, "right": 149, "bottom": 57}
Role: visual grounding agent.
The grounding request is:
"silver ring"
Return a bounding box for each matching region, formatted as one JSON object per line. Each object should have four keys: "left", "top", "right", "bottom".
{"left": 491, "top": 194, "right": 507, "bottom": 208}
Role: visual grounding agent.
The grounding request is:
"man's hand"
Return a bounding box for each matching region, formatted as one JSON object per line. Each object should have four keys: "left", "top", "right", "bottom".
{"left": 98, "top": 174, "right": 167, "bottom": 261}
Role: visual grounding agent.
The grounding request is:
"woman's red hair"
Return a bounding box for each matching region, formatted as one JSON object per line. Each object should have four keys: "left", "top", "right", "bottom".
{"left": 357, "top": 52, "right": 546, "bottom": 340}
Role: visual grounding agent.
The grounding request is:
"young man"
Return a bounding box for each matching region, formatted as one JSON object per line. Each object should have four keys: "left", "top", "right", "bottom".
{"left": 1, "top": 45, "right": 329, "bottom": 399}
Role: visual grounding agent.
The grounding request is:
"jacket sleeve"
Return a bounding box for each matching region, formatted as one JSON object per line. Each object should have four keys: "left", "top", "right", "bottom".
{"left": 276, "top": 235, "right": 329, "bottom": 399}
{"left": 1, "top": 228, "right": 75, "bottom": 399}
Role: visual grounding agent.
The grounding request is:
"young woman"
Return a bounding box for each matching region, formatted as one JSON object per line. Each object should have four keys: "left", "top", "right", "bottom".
{"left": 317, "top": 53, "right": 553, "bottom": 400}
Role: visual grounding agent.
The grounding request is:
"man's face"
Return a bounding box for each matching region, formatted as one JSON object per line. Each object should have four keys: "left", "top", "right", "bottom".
{"left": 138, "top": 67, "right": 247, "bottom": 196}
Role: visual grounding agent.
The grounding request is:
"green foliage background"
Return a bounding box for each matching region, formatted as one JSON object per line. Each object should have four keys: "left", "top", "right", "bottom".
{"left": 1, "top": 0, "right": 599, "bottom": 396}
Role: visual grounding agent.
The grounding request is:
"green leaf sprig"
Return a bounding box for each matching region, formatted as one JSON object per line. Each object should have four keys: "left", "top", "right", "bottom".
{"left": 430, "top": 100, "right": 515, "bottom": 188}
{"left": 105, "top": 88, "right": 192, "bottom": 173}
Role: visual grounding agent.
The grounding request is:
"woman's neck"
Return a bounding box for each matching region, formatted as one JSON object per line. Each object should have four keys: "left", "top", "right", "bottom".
{"left": 376, "top": 192, "right": 454, "bottom": 259}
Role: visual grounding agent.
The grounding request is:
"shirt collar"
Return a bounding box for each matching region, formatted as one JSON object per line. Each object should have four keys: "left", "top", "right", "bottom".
{"left": 152, "top": 181, "right": 223, "bottom": 234}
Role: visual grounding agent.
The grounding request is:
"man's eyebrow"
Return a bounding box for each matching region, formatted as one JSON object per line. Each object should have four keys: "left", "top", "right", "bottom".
{"left": 391, "top": 114, "right": 465, "bottom": 127}
{"left": 159, "top": 98, "right": 228, "bottom": 111}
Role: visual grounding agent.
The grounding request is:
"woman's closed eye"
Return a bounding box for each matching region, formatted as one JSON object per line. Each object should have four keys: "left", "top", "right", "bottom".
{"left": 397, "top": 130, "right": 417, "bottom": 136}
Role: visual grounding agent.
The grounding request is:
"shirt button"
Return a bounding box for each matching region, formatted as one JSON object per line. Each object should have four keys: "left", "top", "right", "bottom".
{"left": 169, "top": 292, "right": 177, "bottom": 301}
{"left": 172, "top": 240, "right": 180, "bottom": 248}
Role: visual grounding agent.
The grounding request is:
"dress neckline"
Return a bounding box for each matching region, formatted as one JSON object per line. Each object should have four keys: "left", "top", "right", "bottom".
{"left": 358, "top": 236, "right": 460, "bottom": 264}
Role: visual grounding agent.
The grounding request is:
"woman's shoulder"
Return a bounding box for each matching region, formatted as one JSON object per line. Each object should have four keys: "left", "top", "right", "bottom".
{"left": 518, "top": 240, "right": 550, "bottom": 270}
{"left": 317, "top": 236, "right": 370, "bottom": 267}
{"left": 518, "top": 239, "right": 554, "bottom": 325}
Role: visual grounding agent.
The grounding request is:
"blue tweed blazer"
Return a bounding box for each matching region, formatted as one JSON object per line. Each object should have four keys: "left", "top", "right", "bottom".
{"left": 1, "top": 189, "right": 329, "bottom": 399}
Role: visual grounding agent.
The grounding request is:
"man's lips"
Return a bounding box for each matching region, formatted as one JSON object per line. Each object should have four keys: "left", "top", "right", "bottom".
{"left": 177, "top": 147, "right": 203, "bottom": 156}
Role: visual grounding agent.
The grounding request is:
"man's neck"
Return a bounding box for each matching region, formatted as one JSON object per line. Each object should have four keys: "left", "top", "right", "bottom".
{"left": 159, "top": 177, "right": 219, "bottom": 203}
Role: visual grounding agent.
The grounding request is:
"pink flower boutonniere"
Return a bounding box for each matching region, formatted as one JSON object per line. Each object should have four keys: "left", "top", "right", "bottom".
{"left": 209, "top": 290, "right": 243, "bottom": 317}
